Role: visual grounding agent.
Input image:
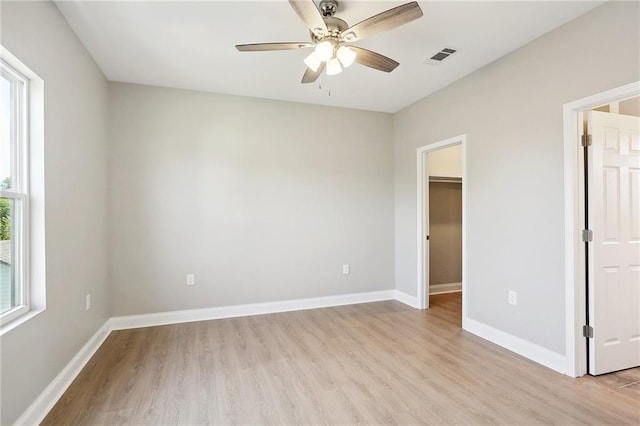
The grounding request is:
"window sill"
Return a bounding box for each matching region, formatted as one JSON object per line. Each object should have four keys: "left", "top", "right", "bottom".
{"left": 0, "top": 307, "right": 45, "bottom": 336}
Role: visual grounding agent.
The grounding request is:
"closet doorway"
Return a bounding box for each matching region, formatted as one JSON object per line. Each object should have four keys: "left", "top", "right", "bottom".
{"left": 416, "top": 135, "right": 466, "bottom": 314}
{"left": 428, "top": 175, "right": 462, "bottom": 295}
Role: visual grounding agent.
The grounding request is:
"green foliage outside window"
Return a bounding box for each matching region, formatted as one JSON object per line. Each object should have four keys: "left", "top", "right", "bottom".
{"left": 0, "top": 178, "right": 11, "bottom": 240}
{"left": 0, "top": 198, "right": 10, "bottom": 241}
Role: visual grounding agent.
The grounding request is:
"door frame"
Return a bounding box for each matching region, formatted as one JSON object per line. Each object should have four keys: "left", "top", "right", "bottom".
{"left": 563, "top": 81, "right": 639, "bottom": 377}
{"left": 416, "top": 135, "right": 467, "bottom": 313}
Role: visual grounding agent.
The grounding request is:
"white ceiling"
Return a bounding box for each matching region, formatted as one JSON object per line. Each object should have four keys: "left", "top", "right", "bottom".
{"left": 54, "top": 0, "right": 605, "bottom": 113}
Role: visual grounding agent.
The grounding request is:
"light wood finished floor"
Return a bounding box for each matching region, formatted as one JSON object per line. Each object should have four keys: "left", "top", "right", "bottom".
{"left": 44, "top": 293, "right": 640, "bottom": 425}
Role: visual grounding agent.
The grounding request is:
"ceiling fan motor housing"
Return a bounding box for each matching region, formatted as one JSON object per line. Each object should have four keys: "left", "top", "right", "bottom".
{"left": 311, "top": 16, "right": 348, "bottom": 43}
{"left": 319, "top": 0, "right": 339, "bottom": 17}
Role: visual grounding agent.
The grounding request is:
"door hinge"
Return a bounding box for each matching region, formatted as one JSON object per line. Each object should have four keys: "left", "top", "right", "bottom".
{"left": 581, "top": 134, "right": 592, "bottom": 147}
{"left": 582, "top": 229, "right": 593, "bottom": 242}
{"left": 583, "top": 325, "right": 594, "bottom": 338}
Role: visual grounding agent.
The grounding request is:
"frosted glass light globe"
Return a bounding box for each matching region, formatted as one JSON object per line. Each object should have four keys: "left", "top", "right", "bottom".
{"left": 314, "top": 41, "right": 335, "bottom": 62}
{"left": 326, "top": 57, "right": 342, "bottom": 75}
{"left": 337, "top": 46, "right": 356, "bottom": 68}
{"left": 304, "top": 52, "right": 322, "bottom": 72}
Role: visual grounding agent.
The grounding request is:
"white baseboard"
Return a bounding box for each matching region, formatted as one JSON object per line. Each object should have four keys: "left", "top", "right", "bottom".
{"left": 429, "top": 282, "right": 462, "bottom": 294}
{"left": 394, "top": 290, "right": 421, "bottom": 308}
{"left": 110, "top": 289, "right": 397, "bottom": 330}
{"left": 14, "top": 321, "right": 112, "bottom": 426}
{"left": 463, "top": 317, "right": 567, "bottom": 374}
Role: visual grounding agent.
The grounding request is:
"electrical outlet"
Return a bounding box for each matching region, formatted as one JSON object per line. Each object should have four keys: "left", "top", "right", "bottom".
{"left": 342, "top": 264, "right": 350, "bottom": 275}
{"left": 508, "top": 290, "right": 517, "bottom": 306}
{"left": 85, "top": 294, "right": 91, "bottom": 310}
{"left": 187, "top": 274, "right": 195, "bottom": 286}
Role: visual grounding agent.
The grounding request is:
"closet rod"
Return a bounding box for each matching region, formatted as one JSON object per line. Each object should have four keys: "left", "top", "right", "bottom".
{"left": 429, "top": 176, "right": 462, "bottom": 183}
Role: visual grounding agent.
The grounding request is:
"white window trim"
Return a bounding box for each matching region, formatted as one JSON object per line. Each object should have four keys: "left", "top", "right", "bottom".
{"left": 1, "top": 46, "right": 45, "bottom": 334}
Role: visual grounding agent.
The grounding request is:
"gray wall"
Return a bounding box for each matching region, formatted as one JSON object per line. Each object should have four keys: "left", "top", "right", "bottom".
{"left": 108, "top": 83, "right": 395, "bottom": 316}
{"left": 393, "top": 1, "right": 640, "bottom": 354}
{"left": 0, "top": 1, "right": 109, "bottom": 424}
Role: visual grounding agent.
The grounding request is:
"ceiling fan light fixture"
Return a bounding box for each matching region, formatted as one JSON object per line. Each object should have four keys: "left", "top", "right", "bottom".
{"left": 336, "top": 46, "right": 356, "bottom": 68}
{"left": 304, "top": 52, "right": 322, "bottom": 72}
{"left": 314, "top": 40, "right": 335, "bottom": 62}
{"left": 326, "top": 57, "right": 342, "bottom": 75}
{"left": 237, "top": 0, "right": 424, "bottom": 84}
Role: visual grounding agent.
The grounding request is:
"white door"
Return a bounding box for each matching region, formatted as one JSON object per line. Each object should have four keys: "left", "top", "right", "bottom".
{"left": 587, "top": 110, "right": 640, "bottom": 375}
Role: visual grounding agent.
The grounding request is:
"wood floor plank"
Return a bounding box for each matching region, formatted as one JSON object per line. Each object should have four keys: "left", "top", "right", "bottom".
{"left": 42, "top": 293, "right": 640, "bottom": 425}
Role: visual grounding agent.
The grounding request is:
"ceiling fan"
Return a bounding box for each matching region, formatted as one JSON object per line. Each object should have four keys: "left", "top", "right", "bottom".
{"left": 235, "top": 0, "right": 423, "bottom": 84}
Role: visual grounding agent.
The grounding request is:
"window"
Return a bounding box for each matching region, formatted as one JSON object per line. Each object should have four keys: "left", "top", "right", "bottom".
{"left": 0, "top": 58, "right": 29, "bottom": 325}
{"left": 0, "top": 47, "right": 44, "bottom": 333}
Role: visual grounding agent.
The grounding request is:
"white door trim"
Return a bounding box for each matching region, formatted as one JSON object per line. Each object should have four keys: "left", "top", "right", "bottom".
{"left": 416, "top": 135, "right": 467, "bottom": 316}
{"left": 563, "top": 81, "right": 640, "bottom": 377}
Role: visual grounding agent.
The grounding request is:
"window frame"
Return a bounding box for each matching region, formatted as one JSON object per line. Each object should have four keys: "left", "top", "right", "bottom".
{"left": 0, "top": 58, "right": 30, "bottom": 325}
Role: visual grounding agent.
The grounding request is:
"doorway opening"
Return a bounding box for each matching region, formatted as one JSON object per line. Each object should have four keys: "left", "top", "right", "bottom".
{"left": 416, "top": 135, "right": 466, "bottom": 321}
{"left": 563, "top": 81, "right": 640, "bottom": 377}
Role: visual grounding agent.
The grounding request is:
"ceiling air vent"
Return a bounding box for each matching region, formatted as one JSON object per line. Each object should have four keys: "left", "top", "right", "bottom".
{"left": 425, "top": 48, "right": 457, "bottom": 65}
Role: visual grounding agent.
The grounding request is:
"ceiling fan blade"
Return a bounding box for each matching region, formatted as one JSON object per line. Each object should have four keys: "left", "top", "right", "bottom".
{"left": 301, "top": 63, "right": 326, "bottom": 84}
{"left": 236, "top": 42, "right": 313, "bottom": 52}
{"left": 340, "top": 2, "right": 423, "bottom": 43}
{"left": 350, "top": 46, "right": 399, "bottom": 72}
{"left": 288, "top": 0, "right": 328, "bottom": 37}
